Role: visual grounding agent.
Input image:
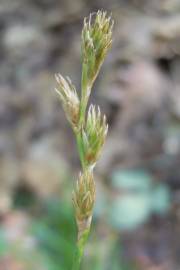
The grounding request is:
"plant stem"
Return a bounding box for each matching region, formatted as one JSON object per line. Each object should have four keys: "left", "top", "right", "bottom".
{"left": 75, "top": 131, "right": 85, "bottom": 170}
{"left": 79, "top": 62, "right": 92, "bottom": 127}
{"left": 72, "top": 228, "right": 90, "bottom": 270}
{"left": 72, "top": 75, "right": 92, "bottom": 269}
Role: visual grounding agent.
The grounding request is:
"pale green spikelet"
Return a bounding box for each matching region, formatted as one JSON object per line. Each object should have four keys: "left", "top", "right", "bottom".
{"left": 81, "top": 10, "right": 114, "bottom": 90}
{"left": 72, "top": 171, "right": 95, "bottom": 239}
{"left": 72, "top": 171, "right": 95, "bottom": 221}
{"left": 55, "top": 73, "right": 80, "bottom": 130}
{"left": 82, "top": 105, "right": 108, "bottom": 166}
{"left": 79, "top": 11, "right": 113, "bottom": 125}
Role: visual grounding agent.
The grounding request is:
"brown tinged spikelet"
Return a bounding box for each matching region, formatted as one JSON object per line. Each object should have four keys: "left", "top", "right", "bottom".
{"left": 55, "top": 73, "right": 80, "bottom": 130}
{"left": 81, "top": 10, "right": 114, "bottom": 91}
{"left": 72, "top": 171, "right": 95, "bottom": 225}
{"left": 82, "top": 105, "right": 108, "bottom": 166}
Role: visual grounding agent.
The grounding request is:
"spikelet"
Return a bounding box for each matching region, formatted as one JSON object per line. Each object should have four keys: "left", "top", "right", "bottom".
{"left": 81, "top": 10, "right": 114, "bottom": 91}
{"left": 82, "top": 105, "right": 108, "bottom": 166}
{"left": 72, "top": 171, "right": 95, "bottom": 238}
{"left": 55, "top": 73, "right": 80, "bottom": 130}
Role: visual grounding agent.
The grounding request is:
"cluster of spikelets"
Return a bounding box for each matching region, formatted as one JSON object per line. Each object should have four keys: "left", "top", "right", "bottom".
{"left": 55, "top": 11, "right": 113, "bottom": 240}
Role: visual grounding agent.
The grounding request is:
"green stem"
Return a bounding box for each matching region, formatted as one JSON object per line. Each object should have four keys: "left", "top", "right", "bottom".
{"left": 79, "top": 62, "right": 92, "bottom": 127}
{"left": 72, "top": 228, "right": 90, "bottom": 270}
{"left": 75, "top": 131, "right": 85, "bottom": 170}
{"left": 79, "top": 100, "right": 86, "bottom": 127}
{"left": 72, "top": 61, "right": 93, "bottom": 270}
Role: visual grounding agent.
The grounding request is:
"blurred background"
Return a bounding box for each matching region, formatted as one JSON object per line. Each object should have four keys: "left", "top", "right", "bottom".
{"left": 0, "top": 0, "right": 180, "bottom": 269}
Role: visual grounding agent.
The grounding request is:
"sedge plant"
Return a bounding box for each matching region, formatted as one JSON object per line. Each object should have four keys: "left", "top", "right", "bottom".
{"left": 55, "top": 10, "right": 114, "bottom": 270}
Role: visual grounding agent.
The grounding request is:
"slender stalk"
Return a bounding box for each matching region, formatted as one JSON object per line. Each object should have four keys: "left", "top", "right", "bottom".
{"left": 79, "top": 63, "right": 90, "bottom": 127}
{"left": 72, "top": 228, "right": 90, "bottom": 270}
{"left": 72, "top": 70, "right": 90, "bottom": 269}
{"left": 54, "top": 10, "right": 113, "bottom": 270}
{"left": 75, "top": 131, "right": 85, "bottom": 170}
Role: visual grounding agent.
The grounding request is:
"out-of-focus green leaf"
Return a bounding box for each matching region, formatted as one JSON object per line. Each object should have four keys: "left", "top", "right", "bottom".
{"left": 109, "top": 169, "right": 171, "bottom": 231}
{"left": 111, "top": 169, "right": 152, "bottom": 191}
{"left": 108, "top": 194, "right": 152, "bottom": 230}
{"left": 31, "top": 198, "right": 76, "bottom": 270}
{"left": 151, "top": 183, "right": 171, "bottom": 214}
{"left": 0, "top": 229, "right": 8, "bottom": 256}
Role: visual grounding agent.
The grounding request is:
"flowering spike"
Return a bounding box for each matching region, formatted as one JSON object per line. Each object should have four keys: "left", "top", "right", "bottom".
{"left": 81, "top": 10, "right": 114, "bottom": 89}
{"left": 72, "top": 171, "right": 95, "bottom": 239}
{"left": 55, "top": 73, "right": 80, "bottom": 130}
{"left": 54, "top": 10, "right": 113, "bottom": 270}
{"left": 81, "top": 105, "right": 108, "bottom": 166}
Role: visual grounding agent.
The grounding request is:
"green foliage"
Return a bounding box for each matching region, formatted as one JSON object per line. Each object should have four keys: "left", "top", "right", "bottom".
{"left": 109, "top": 193, "right": 152, "bottom": 230}
{"left": 32, "top": 198, "right": 76, "bottom": 270}
{"left": 109, "top": 169, "right": 171, "bottom": 230}
{"left": 111, "top": 169, "right": 152, "bottom": 191}
{"left": 152, "top": 183, "right": 171, "bottom": 214}
{"left": 0, "top": 229, "right": 8, "bottom": 257}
